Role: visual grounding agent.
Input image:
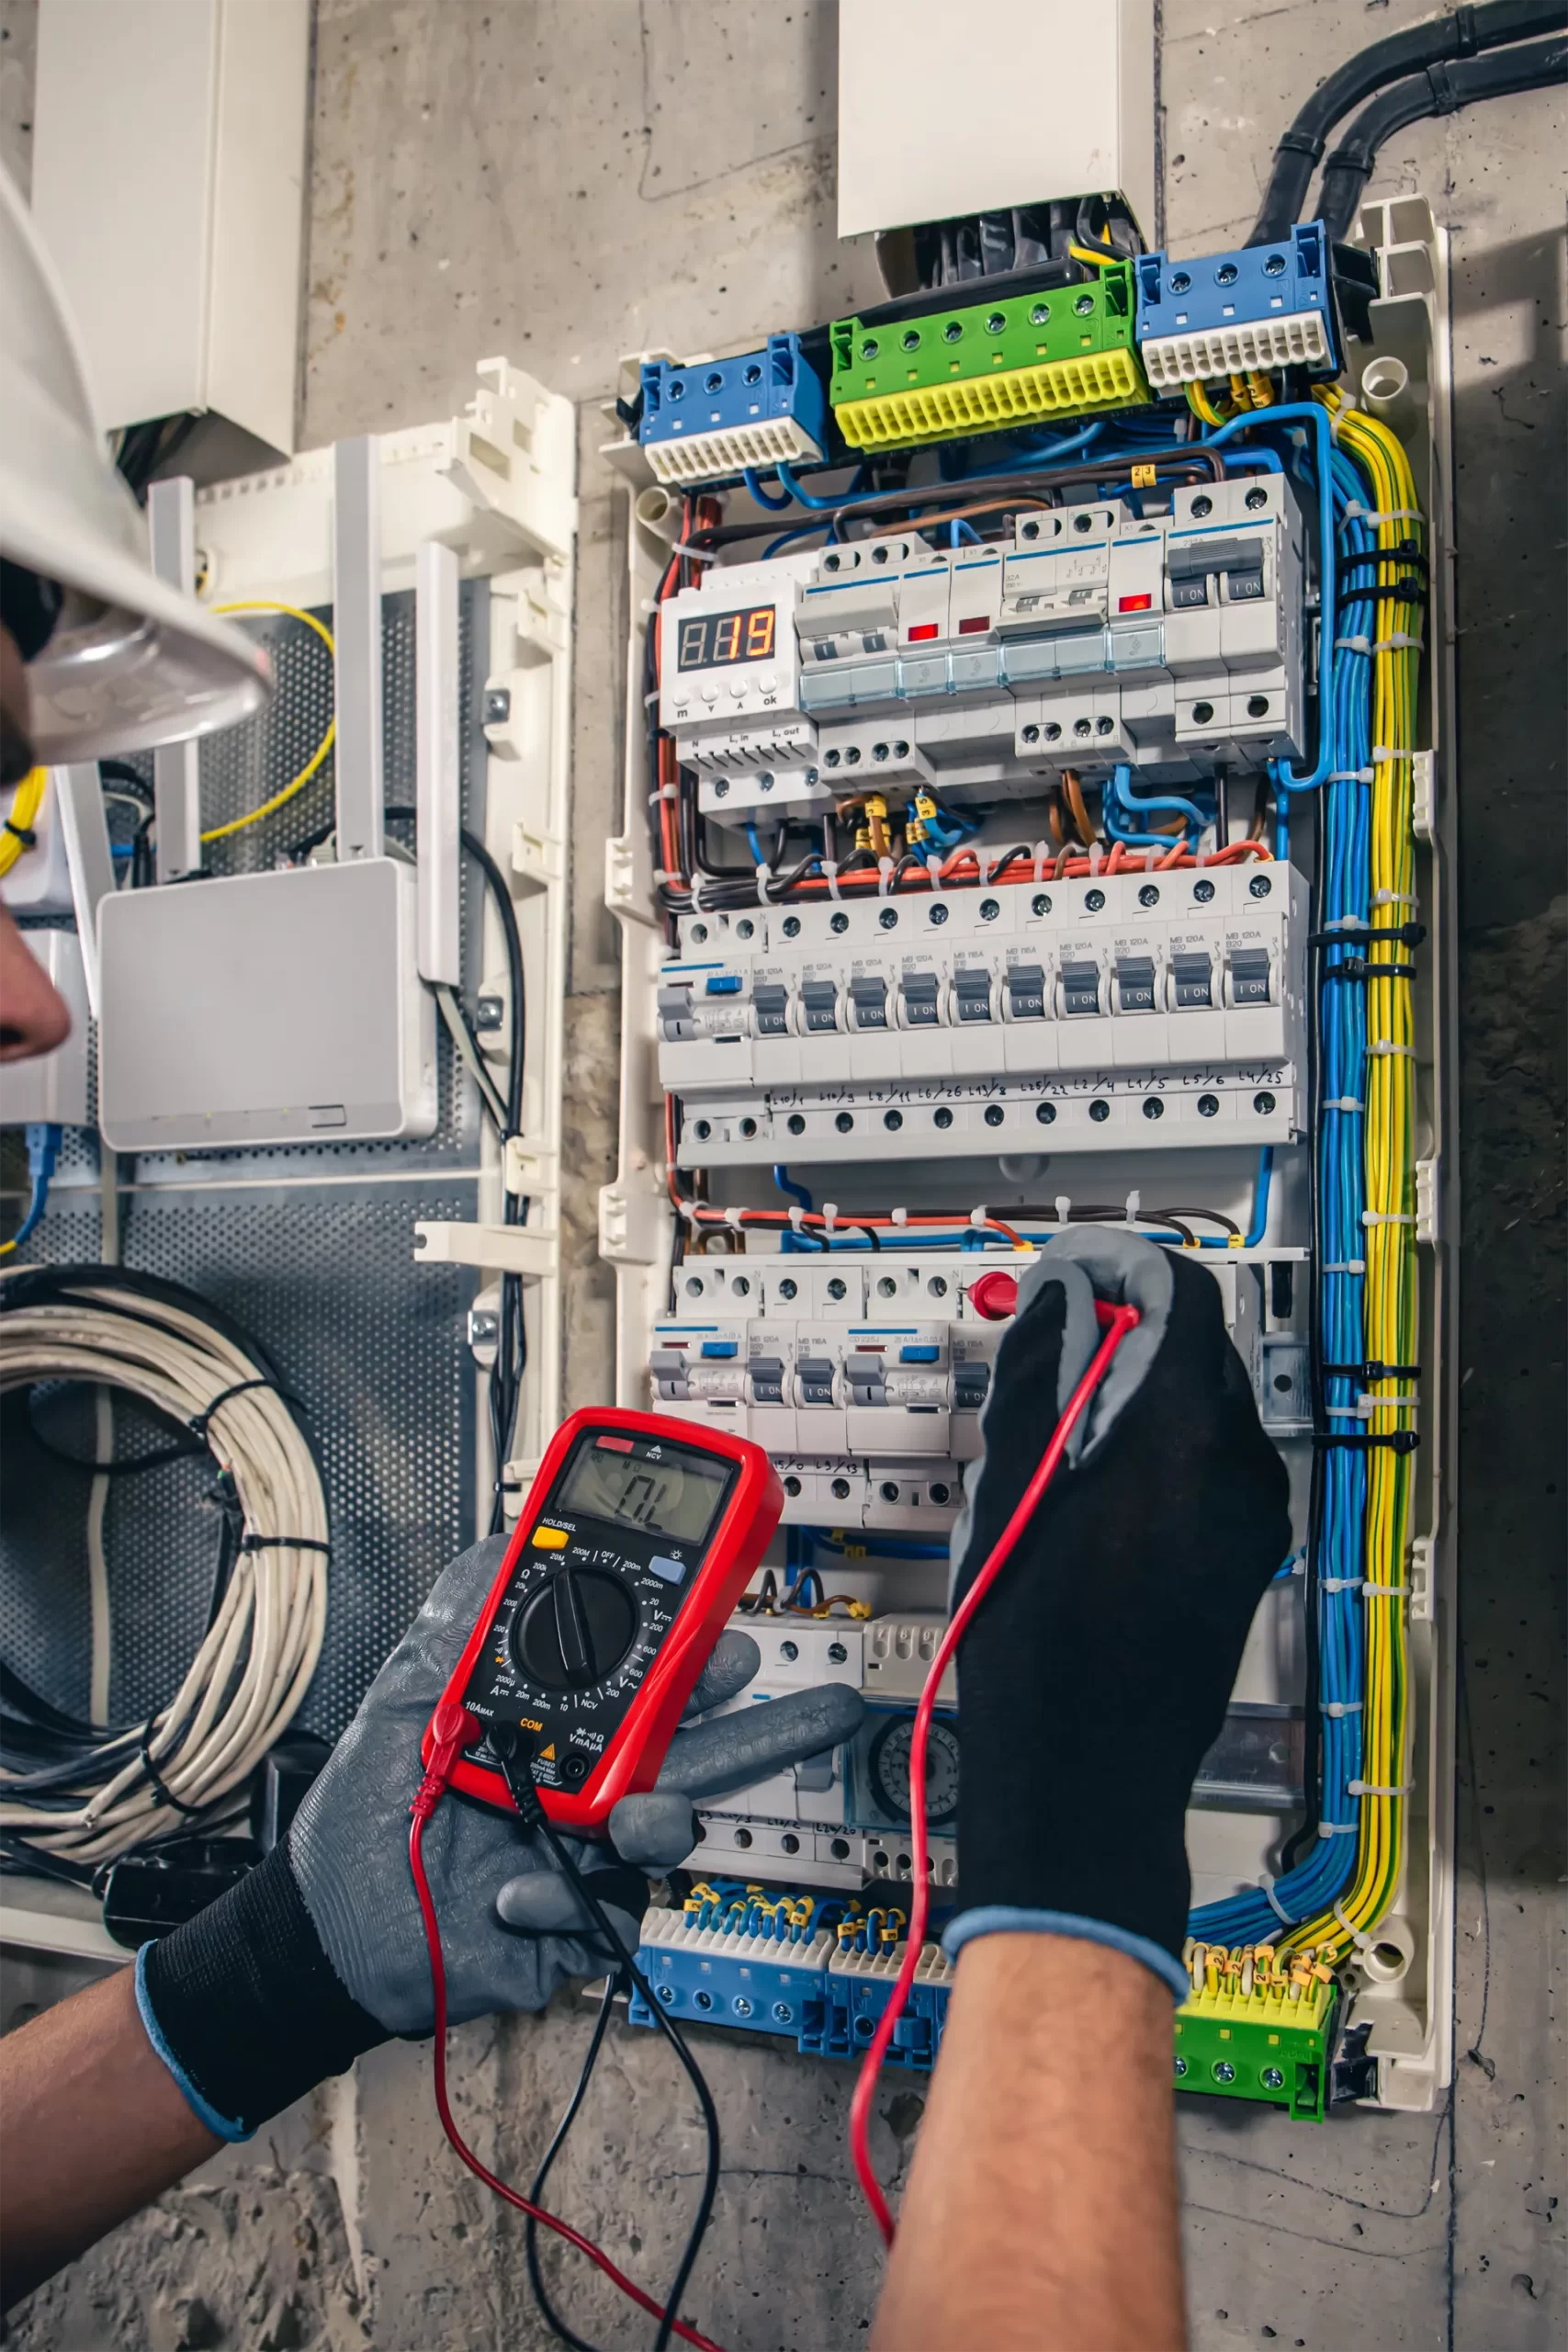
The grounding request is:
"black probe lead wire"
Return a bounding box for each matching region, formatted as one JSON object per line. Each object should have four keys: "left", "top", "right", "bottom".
{"left": 491, "top": 1740, "right": 724, "bottom": 2352}
{"left": 525, "top": 1808, "right": 722, "bottom": 2352}
{"left": 524, "top": 1972, "right": 622, "bottom": 2352}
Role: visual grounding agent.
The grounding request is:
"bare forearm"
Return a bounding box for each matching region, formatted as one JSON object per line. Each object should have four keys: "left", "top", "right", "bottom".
{"left": 0, "top": 1965, "right": 220, "bottom": 2310}
{"left": 873, "top": 1935, "right": 1186, "bottom": 2352}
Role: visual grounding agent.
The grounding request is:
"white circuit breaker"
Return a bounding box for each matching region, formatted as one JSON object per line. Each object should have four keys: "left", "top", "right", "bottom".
{"left": 661, "top": 481, "right": 1306, "bottom": 825}
{"left": 659, "top": 859, "right": 1306, "bottom": 1166}
{"left": 649, "top": 1244, "right": 1302, "bottom": 1529}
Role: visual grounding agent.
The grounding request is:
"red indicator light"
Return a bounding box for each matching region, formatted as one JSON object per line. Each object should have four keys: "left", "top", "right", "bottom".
{"left": 595, "top": 1434, "right": 636, "bottom": 1452}
{"left": 957, "top": 615, "right": 991, "bottom": 635}
{"left": 907, "top": 622, "right": 940, "bottom": 641}
{"left": 1118, "top": 593, "right": 1154, "bottom": 613}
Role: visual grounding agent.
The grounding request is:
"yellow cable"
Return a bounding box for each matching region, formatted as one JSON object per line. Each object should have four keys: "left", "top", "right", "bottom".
{"left": 0, "top": 765, "right": 49, "bottom": 878}
{"left": 1185, "top": 379, "right": 1229, "bottom": 429}
{"left": 1066, "top": 243, "right": 1110, "bottom": 272}
{"left": 198, "top": 602, "right": 336, "bottom": 844}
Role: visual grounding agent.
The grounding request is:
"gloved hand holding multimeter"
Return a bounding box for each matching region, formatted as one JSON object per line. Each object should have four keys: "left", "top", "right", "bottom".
{"left": 135, "top": 1411, "right": 862, "bottom": 2144}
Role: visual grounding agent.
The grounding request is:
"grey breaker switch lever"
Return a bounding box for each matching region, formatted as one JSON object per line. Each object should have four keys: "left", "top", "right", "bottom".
{"left": 1115, "top": 956, "right": 1158, "bottom": 1013}
{"left": 752, "top": 982, "right": 789, "bottom": 1036}
{"left": 849, "top": 975, "right": 889, "bottom": 1029}
{"left": 1228, "top": 947, "right": 1273, "bottom": 1006}
{"left": 1171, "top": 951, "right": 1213, "bottom": 1009}
{"left": 801, "top": 979, "right": 840, "bottom": 1034}
{"left": 900, "top": 973, "right": 941, "bottom": 1027}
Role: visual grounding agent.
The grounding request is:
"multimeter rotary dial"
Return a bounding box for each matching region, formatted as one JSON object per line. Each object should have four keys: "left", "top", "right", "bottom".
{"left": 510, "top": 1568, "right": 639, "bottom": 1691}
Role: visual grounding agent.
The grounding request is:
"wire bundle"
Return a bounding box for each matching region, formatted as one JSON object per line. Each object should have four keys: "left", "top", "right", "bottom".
{"left": 0, "top": 1267, "right": 328, "bottom": 1864}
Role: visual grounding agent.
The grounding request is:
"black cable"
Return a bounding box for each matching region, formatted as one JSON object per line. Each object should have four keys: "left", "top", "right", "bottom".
{"left": 1314, "top": 34, "right": 1567, "bottom": 238}
{"left": 487, "top": 1728, "right": 719, "bottom": 2352}
{"left": 525, "top": 1973, "right": 621, "bottom": 2352}
{"left": 1250, "top": 0, "right": 1565, "bottom": 241}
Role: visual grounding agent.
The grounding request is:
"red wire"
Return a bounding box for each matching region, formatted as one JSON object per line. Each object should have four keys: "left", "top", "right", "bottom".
{"left": 408, "top": 1812, "right": 729, "bottom": 2352}
{"left": 846, "top": 1297, "right": 1142, "bottom": 2245}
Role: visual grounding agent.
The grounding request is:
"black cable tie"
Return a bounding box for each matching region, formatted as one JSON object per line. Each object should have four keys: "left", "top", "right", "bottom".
{"left": 1454, "top": 6, "right": 1478, "bottom": 61}
{"left": 1321, "top": 1361, "right": 1422, "bottom": 1382}
{"left": 1309, "top": 922, "right": 1427, "bottom": 950}
{"left": 1312, "top": 1430, "right": 1420, "bottom": 1453}
{"left": 139, "top": 1724, "right": 204, "bottom": 1816}
{"left": 3, "top": 820, "right": 38, "bottom": 847}
{"left": 237, "top": 1534, "right": 332, "bottom": 1555}
{"left": 1277, "top": 128, "right": 1325, "bottom": 164}
{"left": 1321, "top": 957, "right": 1420, "bottom": 982}
{"left": 187, "top": 1374, "right": 305, "bottom": 1441}
{"left": 1333, "top": 578, "right": 1427, "bottom": 612}
{"left": 1337, "top": 542, "right": 1428, "bottom": 573}
{"left": 1427, "top": 58, "right": 1463, "bottom": 113}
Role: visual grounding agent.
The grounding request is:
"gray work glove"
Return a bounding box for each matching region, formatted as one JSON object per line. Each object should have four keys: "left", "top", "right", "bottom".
{"left": 137, "top": 1536, "right": 863, "bottom": 2139}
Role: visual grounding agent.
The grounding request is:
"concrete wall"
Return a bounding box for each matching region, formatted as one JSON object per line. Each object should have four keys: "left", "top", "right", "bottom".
{"left": 2, "top": 3, "right": 1562, "bottom": 2346}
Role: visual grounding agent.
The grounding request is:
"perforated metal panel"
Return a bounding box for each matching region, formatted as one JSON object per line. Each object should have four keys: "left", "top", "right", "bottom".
{"left": 4, "top": 590, "right": 491, "bottom": 1744}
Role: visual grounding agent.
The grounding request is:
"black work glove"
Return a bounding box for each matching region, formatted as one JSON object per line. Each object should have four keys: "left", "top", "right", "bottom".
{"left": 944, "top": 1228, "right": 1292, "bottom": 1995}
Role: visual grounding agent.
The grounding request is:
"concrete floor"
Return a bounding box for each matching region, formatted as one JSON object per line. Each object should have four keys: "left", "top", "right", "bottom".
{"left": 1, "top": 3, "right": 1562, "bottom": 2346}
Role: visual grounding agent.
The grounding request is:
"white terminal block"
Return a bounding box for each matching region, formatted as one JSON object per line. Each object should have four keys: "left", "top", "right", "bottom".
{"left": 649, "top": 1247, "right": 1292, "bottom": 1526}
{"left": 662, "top": 485, "right": 1306, "bottom": 829}
{"left": 658, "top": 862, "right": 1307, "bottom": 1167}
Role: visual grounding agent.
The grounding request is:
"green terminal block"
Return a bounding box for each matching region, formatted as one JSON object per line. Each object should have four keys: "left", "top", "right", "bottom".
{"left": 829, "top": 265, "right": 1150, "bottom": 451}
{"left": 1174, "top": 1964, "right": 1338, "bottom": 2123}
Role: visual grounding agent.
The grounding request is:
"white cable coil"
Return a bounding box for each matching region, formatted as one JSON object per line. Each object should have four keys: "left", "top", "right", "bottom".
{"left": 0, "top": 1277, "right": 328, "bottom": 1863}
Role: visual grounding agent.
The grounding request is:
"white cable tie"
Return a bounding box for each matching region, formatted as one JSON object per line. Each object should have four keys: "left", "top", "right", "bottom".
{"left": 1333, "top": 637, "right": 1371, "bottom": 658}
{"left": 1371, "top": 888, "right": 1419, "bottom": 908}
{"left": 927, "top": 854, "right": 945, "bottom": 892}
{"left": 1373, "top": 632, "right": 1424, "bottom": 653}
{"left": 724, "top": 1206, "right": 746, "bottom": 1236}
{"left": 877, "top": 854, "right": 895, "bottom": 898}
{"left": 1368, "top": 1040, "right": 1416, "bottom": 1058}
{"left": 1258, "top": 1876, "right": 1292, "bottom": 1926}
{"left": 1348, "top": 1779, "right": 1413, "bottom": 1798}
{"left": 644, "top": 687, "right": 661, "bottom": 707}
{"left": 822, "top": 859, "right": 841, "bottom": 902}
{"left": 1332, "top": 1895, "right": 1371, "bottom": 1947}
{"left": 754, "top": 863, "right": 774, "bottom": 907}
{"left": 1364, "top": 507, "right": 1422, "bottom": 526}
{"left": 1325, "top": 1096, "right": 1365, "bottom": 1113}
{"left": 671, "top": 541, "right": 720, "bottom": 564}
{"left": 1123, "top": 1190, "right": 1140, "bottom": 1226}
{"left": 970, "top": 1205, "right": 988, "bottom": 1229}
{"left": 1055, "top": 1195, "right": 1072, "bottom": 1227}
{"left": 1362, "top": 1209, "right": 1416, "bottom": 1224}
{"left": 1322, "top": 1260, "right": 1366, "bottom": 1275}
{"left": 1325, "top": 1403, "right": 1369, "bottom": 1418}
{"left": 689, "top": 871, "right": 711, "bottom": 913}
{"left": 647, "top": 783, "right": 678, "bottom": 804}
{"left": 1359, "top": 1391, "right": 1418, "bottom": 1410}
{"left": 1360, "top": 1581, "right": 1408, "bottom": 1599}
{"left": 1318, "top": 1820, "right": 1358, "bottom": 1837}
{"left": 890, "top": 1205, "right": 908, "bottom": 1227}
{"left": 1325, "top": 911, "right": 1369, "bottom": 930}
{"left": 1321, "top": 1576, "right": 1364, "bottom": 1593}
{"left": 1088, "top": 842, "right": 1103, "bottom": 876}
{"left": 1323, "top": 1700, "right": 1363, "bottom": 1718}
{"left": 1371, "top": 745, "right": 1414, "bottom": 764}
{"left": 678, "top": 1199, "right": 703, "bottom": 1227}
{"left": 787, "top": 1204, "right": 806, "bottom": 1237}
{"left": 822, "top": 1202, "right": 839, "bottom": 1237}
{"left": 1327, "top": 766, "right": 1374, "bottom": 783}
{"left": 1342, "top": 498, "right": 1367, "bottom": 521}
{"left": 1032, "top": 841, "right": 1048, "bottom": 885}
{"left": 639, "top": 596, "right": 660, "bottom": 618}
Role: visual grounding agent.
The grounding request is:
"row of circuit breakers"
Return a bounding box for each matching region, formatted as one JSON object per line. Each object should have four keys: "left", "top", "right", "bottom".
{"left": 660, "top": 859, "right": 1307, "bottom": 1166}
{"left": 661, "top": 476, "right": 1305, "bottom": 818}
{"left": 651, "top": 1249, "right": 1310, "bottom": 1533}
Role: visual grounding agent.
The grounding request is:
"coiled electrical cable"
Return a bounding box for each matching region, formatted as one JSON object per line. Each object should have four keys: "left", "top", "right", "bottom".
{"left": 0, "top": 1265, "right": 328, "bottom": 1865}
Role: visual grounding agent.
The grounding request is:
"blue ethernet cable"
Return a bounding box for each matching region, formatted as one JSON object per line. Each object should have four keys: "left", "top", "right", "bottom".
{"left": 2, "top": 1123, "right": 61, "bottom": 1258}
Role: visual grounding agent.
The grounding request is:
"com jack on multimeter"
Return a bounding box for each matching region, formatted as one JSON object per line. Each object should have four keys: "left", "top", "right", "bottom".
{"left": 427, "top": 1408, "right": 783, "bottom": 1828}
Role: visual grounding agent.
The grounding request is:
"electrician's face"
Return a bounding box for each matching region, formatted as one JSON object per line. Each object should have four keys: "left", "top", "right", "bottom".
{"left": 0, "top": 623, "right": 72, "bottom": 1061}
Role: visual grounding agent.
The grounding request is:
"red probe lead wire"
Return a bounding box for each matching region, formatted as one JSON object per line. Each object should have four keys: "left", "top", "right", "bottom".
{"left": 408, "top": 1806, "right": 730, "bottom": 2352}
{"left": 847, "top": 1297, "right": 1142, "bottom": 2246}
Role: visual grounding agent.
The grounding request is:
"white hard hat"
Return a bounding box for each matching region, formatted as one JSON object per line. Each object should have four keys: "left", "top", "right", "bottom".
{"left": 0, "top": 162, "right": 270, "bottom": 762}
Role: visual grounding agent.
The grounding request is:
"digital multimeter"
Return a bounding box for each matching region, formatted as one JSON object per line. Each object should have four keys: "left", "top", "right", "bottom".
{"left": 426, "top": 1408, "right": 783, "bottom": 1829}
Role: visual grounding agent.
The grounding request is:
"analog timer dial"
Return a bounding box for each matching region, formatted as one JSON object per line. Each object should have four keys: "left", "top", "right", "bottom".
{"left": 867, "top": 1715, "right": 961, "bottom": 1828}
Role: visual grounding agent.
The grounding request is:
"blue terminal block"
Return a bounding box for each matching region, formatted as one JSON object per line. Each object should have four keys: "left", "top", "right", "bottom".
{"left": 639, "top": 334, "right": 829, "bottom": 488}
{"left": 800, "top": 1941, "right": 956, "bottom": 2075}
{"left": 1134, "top": 223, "right": 1340, "bottom": 391}
{"left": 628, "top": 1894, "right": 836, "bottom": 2043}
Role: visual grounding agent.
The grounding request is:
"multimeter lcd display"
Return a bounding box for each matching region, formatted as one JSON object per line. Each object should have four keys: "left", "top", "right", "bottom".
{"left": 676, "top": 605, "right": 776, "bottom": 671}
{"left": 553, "top": 1430, "right": 733, "bottom": 1549}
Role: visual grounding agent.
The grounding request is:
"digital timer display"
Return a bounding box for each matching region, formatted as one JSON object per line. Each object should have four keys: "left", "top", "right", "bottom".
{"left": 676, "top": 605, "right": 777, "bottom": 671}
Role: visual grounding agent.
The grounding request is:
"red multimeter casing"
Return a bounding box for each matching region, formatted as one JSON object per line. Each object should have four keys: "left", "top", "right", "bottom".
{"left": 425, "top": 1408, "right": 783, "bottom": 1830}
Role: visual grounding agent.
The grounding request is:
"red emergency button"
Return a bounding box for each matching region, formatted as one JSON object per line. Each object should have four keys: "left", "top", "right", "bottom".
{"left": 967, "top": 1271, "right": 1019, "bottom": 1321}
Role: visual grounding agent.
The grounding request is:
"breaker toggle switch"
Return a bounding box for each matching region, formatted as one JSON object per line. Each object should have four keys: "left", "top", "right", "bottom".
{"left": 1171, "top": 951, "right": 1214, "bottom": 1009}
{"left": 1228, "top": 947, "right": 1273, "bottom": 1006}
{"left": 1059, "top": 958, "right": 1103, "bottom": 1017}
{"left": 966, "top": 1272, "right": 1019, "bottom": 1321}
{"left": 1114, "top": 955, "right": 1159, "bottom": 1013}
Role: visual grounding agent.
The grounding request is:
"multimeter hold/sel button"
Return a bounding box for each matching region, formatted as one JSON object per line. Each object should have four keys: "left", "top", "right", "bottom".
{"left": 512, "top": 1569, "right": 639, "bottom": 1691}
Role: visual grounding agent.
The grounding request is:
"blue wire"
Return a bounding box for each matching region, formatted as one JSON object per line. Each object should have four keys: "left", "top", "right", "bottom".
{"left": 741, "top": 465, "right": 794, "bottom": 512}
{"left": 773, "top": 460, "right": 870, "bottom": 511}
{"left": 7, "top": 1125, "right": 60, "bottom": 1254}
